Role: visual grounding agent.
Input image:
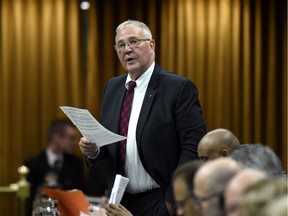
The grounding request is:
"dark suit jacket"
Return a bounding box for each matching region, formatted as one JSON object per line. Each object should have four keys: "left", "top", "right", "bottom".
{"left": 25, "top": 151, "right": 85, "bottom": 211}
{"left": 90, "top": 64, "right": 206, "bottom": 204}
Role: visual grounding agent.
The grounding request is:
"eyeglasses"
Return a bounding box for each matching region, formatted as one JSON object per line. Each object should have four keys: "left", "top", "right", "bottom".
{"left": 114, "top": 38, "right": 151, "bottom": 52}
{"left": 175, "top": 193, "right": 193, "bottom": 208}
{"left": 193, "top": 191, "right": 224, "bottom": 206}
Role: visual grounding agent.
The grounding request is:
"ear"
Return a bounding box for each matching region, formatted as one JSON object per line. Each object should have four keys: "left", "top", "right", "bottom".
{"left": 221, "top": 148, "right": 230, "bottom": 157}
{"left": 149, "top": 39, "right": 155, "bottom": 51}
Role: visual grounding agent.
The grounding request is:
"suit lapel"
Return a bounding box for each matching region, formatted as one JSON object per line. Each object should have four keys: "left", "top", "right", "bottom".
{"left": 112, "top": 85, "right": 127, "bottom": 133}
{"left": 107, "top": 78, "right": 127, "bottom": 157}
{"left": 136, "top": 65, "right": 160, "bottom": 147}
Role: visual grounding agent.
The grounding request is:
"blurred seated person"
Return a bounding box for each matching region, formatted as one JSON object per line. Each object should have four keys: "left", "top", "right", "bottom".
{"left": 193, "top": 158, "right": 243, "bottom": 216}
{"left": 225, "top": 169, "right": 267, "bottom": 216}
{"left": 258, "top": 195, "right": 287, "bottom": 216}
{"left": 25, "top": 119, "right": 85, "bottom": 213}
{"left": 172, "top": 160, "right": 204, "bottom": 216}
{"left": 231, "top": 143, "right": 284, "bottom": 177}
{"left": 197, "top": 128, "right": 240, "bottom": 162}
{"left": 239, "top": 178, "right": 287, "bottom": 216}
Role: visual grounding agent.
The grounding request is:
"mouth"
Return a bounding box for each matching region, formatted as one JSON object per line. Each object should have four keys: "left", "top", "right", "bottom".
{"left": 126, "top": 57, "right": 135, "bottom": 64}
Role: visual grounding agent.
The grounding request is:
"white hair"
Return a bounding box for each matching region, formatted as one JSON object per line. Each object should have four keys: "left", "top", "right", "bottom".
{"left": 115, "top": 20, "right": 152, "bottom": 41}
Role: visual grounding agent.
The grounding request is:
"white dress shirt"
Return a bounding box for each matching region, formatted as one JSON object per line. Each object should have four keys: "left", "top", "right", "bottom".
{"left": 124, "top": 61, "right": 160, "bottom": 193}
{"left": 46, "top": 148, "right": 63, "bottom": 169}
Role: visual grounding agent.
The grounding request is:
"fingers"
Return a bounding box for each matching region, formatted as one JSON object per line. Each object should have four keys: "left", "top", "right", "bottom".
{"left": 119, "top": 204, "right": 128, "bottom": 211}
{"left": 106, "top": 204, "right": 132, "bottom": 216}
{"left": 78, "top": 137, "right": 98, "bottom": 156}
{"left": 106, "top": 204, "right": 118, "bottom": 216}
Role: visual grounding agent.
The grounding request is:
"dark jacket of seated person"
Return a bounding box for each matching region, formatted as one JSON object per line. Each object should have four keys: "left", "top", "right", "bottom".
{"left": 24, "top": 119, "right": 85, "bottom": 214}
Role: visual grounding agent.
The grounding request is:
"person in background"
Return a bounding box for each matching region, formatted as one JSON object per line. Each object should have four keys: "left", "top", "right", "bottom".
{"left": 257, "top": 195, "right": 288, "bottom": 216}
{"left": 197, "top": 128, "right": 240, "bottom": 162}
{"left": 231, "top": 143, "right": 284, "bottom": 177}
{"left": 193, "top": 158, "right": 243, "bottom": 216}
{"left": 224, "top": 169, "right": 267, "bottom": 216}
{"left": 172, "top": 161, "right": 204, "bottom": 216}
{"left": 25, "top": 119, "right": 85, "bottom": 214}
{"left": 79, "top": 19, "right": 206, "bottom": 216}
{"left": 239, "top": 178, "right": 287, "bottom": 216}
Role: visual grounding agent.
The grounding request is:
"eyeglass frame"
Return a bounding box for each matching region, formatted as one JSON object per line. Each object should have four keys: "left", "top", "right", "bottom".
{"left": 175, "top": 192, "right": 201, "bottom": 209}
{"left": 114, "top": 38, "right": 151, "bottom": 52}
{"left": 193, "top": 191, "right": 224, "bottom": 207}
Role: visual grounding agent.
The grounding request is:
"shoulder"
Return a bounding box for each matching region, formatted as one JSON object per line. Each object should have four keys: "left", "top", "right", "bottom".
{"left": 24, "top": 151, "right": 47, "bottom": 168}
{"left": 154, "top": 64, "right": 197, "bottom": 90}
{"left": 102, "top": 74, "right": 127, "bottom": 94}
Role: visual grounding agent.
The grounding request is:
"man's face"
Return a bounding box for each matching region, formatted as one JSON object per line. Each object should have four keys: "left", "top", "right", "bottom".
{"left": 194, "top": 175, "right": 222, "bottom": 216}
{"left": 225, "top": 185, "right": 241, "bottom": 216}
{"left": 115, "top": 24, "right": 155, "bottom": 77}
{"left": 173, "top": 178, "right": 201, "bottom": 216}
{"left": 198, "top": 142, "right": 219, "bottom": 162}
{"left": 59, "top": 126, "right": 78, "bottom": 154}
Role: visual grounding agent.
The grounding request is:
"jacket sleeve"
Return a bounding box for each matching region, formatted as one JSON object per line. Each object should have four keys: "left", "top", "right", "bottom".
{"left": 166, "top": 79, "right": 206, "bottom": 204}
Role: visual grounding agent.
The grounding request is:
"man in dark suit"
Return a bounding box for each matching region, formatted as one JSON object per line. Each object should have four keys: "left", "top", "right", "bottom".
{"left": 79, "top": 20, "right": 206, "bottom": 216}
{"left": 25, "top": 120, "right": 84, "bottom": 213}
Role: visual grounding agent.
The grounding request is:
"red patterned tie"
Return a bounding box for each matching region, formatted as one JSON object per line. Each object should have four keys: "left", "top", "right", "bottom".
{"left": 119, "top": 81, "right": 136, "bottom": 176}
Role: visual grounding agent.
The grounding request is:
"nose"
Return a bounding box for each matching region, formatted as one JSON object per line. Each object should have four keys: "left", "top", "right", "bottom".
{"left": 124, "top": 43, "right": 133, "bottom": 53}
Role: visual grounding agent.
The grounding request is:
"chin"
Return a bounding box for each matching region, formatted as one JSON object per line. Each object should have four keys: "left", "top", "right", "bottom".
{"left": 125, "top": 62, "right": 141, "bottom": 71}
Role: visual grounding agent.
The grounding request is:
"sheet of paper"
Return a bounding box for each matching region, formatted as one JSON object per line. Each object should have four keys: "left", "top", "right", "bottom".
{"left": 109, "top": 174, "right": 129, "bottom": 206}
{"left": 80, "top": 212, "right": 89, "bottom": 216}
{"left": 60, "top": 106, "right": 127, "bottom": 147}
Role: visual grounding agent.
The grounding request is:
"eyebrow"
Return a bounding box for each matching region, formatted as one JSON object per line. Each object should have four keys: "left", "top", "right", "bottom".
{"left": 116, "top": 36, "right": 139, "bottom": 43}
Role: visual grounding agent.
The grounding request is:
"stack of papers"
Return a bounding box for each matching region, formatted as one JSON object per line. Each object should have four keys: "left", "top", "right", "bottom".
{"left": 109, "top": 174, "right": 130, "bottom": 206}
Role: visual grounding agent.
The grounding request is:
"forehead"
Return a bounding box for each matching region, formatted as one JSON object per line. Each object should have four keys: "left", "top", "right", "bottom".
{"left": 116, "top": 24, "right": 144, "bottom": 41}
{"left": 174, "top": 178, "right": 189, "bottom": 196}
{"left": 198, "top": 142, "right": 213, "bottom": 155}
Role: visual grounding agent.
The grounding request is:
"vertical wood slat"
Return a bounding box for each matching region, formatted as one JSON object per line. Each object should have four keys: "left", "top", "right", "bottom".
{"left": 176, "top": 0, "right": 185, "bottom": 75}
{"left": 253, "top": 0, "right": 263, "bottom": 142}
{"left": 12, "top": 0, "right": 24, "bottom": 179}
{"left": 41, "top": 0, "right": 54, "bottom": 145}
{"left": 55, "top": 0, "right": 66, "bottom": 108}
{"left": 282, "top": 9, "right": 287, "bottom": 170}
{"left": 205, "top": 0, "right": 217, "bottom": 127}
{"left": 0, "top": 1, "right": 12, "bottom": 215}
{"left": 231, "top": 0, "right": 241, "bottom": 138}
{"left": 242, "top": 0, "right": 252, "bottom": 141}
{"left": 23, "top": 0, "right": 41, "bottom": 158}
{"left": 266, "top": 1, "right": 276, "bottom": 149}
{"left": 87, "top": 0, "right": 101, "bottom": 117}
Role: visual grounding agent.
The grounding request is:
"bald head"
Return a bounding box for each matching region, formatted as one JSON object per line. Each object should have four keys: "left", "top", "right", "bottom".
{"left": 198, "top": 128, "right": 240, "bottom": 161}
{"left": 194, "top": 158, "right": 243, "bottom": 216}
{"left": 225, "top": 169, "right": 267, "bottom": 216}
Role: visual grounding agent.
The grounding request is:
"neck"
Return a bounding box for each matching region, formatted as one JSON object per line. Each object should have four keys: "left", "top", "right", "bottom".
{"left": 129, "top": 71, "right": 144, "bottom": 81}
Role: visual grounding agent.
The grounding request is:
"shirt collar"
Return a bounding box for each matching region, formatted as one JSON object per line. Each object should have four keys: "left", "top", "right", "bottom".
{"left": 125, "top": 61, "right": 155, "bottom": 89}
{"left": 46, "top": 147, "right": 63, "bottom": 167}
